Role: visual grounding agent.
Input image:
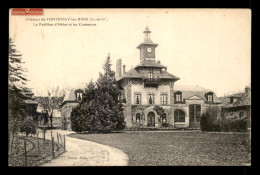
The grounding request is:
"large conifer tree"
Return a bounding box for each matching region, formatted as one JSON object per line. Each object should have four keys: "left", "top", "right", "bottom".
{"left": 8, "top": 38, "right": 28, "bottom": 153}
{"left": 71, "top": 54, "right": 125, "bottom": 133}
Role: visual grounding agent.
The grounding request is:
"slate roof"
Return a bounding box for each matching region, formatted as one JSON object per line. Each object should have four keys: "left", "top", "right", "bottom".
{"left": 117, "top": 66, "right": 180, "bottom": 81}
{"left": 221, "top": 91, "right": 251, "bottom": 108}
{"left": 159, "top": 71, "right": 180, "bottom": 80}
{"left": 118, "top": 68, "right": 144, "bottom": 80}
{"left": 174, "top": 84, "right": 221, "bottom": 103}
{"left": 136, "top": 61, "right": 166, "bottom": 68}
{"left": 227, "top": 92, "right": 245, "bottom": 98}
{"left": 61, "top": 83, "right": 85, "bottom": 106}
{"left": 137, "top": 38, "right": 158, "bottom": 49}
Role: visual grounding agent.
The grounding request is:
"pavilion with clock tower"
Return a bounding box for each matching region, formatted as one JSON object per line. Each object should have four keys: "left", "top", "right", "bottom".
{"left": 116, "top": 26, "right": 180, "bottom": 129}
{"left": 60, "top": 26, "right": 222, "bottom": 130}
{"left": 137, "top": 26, "right": 158, "bottom": 63}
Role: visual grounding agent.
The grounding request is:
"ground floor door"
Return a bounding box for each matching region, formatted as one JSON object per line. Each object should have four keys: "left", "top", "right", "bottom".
{"left": 63, "top": 121, "right": 67, "bottom": 130}
{"left": 189, "top": 104, "right": 201, "bottom": 128}
{"left": 147, "top": 112, "right": 155, "bottom": 127}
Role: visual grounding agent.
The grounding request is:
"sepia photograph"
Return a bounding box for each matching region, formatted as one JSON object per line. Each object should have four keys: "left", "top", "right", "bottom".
{"left": 8, "top": 8, "right": 251, "bottom": 166}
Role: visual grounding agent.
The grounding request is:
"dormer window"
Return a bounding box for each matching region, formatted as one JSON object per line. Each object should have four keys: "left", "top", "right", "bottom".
{"left": 76, "top": 93, "right": 82, "bottom": 100}
{"left": 205, "top": 92, "right": 214, "bottom": 102}
{"left": 176, "top": 94, "right": 181, "bottom": 102}
{"left": 75, "top": 89, "right": 84, "bottom": 101}
{"left": 174, "top": 91, "right": 182, "bottom": 103}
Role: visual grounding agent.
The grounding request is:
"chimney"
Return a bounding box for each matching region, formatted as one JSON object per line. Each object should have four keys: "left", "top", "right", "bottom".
{"left": 123, "top": 65, "right": 126, "bottom": 74}
{"left": 116, "top": 59, "right": 122, "bottom": 80}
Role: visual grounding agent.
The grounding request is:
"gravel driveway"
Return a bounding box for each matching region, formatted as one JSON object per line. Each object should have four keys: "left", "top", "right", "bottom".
{"left": 39, "top": 129, "right": 128, "bottom": 166}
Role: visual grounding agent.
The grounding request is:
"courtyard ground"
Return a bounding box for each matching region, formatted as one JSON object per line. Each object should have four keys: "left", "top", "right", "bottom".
{"left": 69, "top": 130, "right": 251, "bottom": 166}
{"left": 40, "top": 129, "right": 128, "bottom": 166}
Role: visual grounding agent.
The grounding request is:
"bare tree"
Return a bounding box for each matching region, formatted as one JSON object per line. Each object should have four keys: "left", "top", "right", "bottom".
{"left": 36, "top": 86, "right": 69, "bottom": 128}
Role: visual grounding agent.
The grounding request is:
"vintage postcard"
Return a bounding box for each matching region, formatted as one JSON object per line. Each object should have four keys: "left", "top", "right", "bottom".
{"left": 8, "top": 8, "right": 251, "bottom": 166}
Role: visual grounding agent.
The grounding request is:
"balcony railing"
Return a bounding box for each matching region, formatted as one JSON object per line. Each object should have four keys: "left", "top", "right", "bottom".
{"left": 144, "top": 77, "right": 160, "bottom": 87}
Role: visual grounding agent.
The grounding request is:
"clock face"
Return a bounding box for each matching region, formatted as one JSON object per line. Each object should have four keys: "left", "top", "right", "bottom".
{"left": 147, "top": 47, "right": 152, "bottom": 53}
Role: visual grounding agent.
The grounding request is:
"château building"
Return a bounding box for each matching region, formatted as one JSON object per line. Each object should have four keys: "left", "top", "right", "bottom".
{"left": 60, "top": 26, "right": 222, "bottom": 130}
{"left": 116, "top": 26, "right": 221, "bottom": 129}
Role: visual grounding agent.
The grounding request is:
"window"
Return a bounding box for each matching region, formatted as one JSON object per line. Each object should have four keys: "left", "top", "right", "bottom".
{"left": 207, "top": 95, "right": 213, "bottom": 102}
{"left": 174, "top": 110, "right": 185, "bottom": 122}
{"left": 75, "top": 89, "right": 84, "bottom": 101}
{"left": 206, "top": 92, "right": 213, "bottom": 102}
{"left": 148, "top": 68, "right": 154, "bottom": 79}
{"left": 134, "top": 94, "right": 142, "bottom": 104}
{"left": 189, "top": 104, "right": 201, "bottom": 122}
{"left": 176, "top": 94, "right": 181, "bottom": 102}
{"left": 76, "top": 93, "right": 82, "bottom": 100}
{"left": 196, "top": 105, "right": 201, "bottom": 122}
{"left": 161, "top": 94, "right": 167, "bottom": 104}
{"left": 174, "top": 92, "right": 182, "bottom": 103}
{"left": 148, "top": 94, "right": 155, "bottom": 104}
{"left": 136, "top": 113, "right": 141, "bottom": 123}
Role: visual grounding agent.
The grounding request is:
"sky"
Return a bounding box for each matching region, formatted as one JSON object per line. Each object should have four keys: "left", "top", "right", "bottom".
{"left": 9, "top": 9, "right": 251, "bottom": 97}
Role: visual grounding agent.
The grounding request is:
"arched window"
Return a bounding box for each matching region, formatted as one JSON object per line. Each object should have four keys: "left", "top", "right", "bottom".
{"left": 136, "top": 113, "right": 141, "bottom": 123}
{"left": 147, "top": 112, "right": 155, "bottom": 127}
{"left": 161, "top": 113, "right": 167, "bottom": 123}
{"left": 174, "top": 109, "right": 185, "bottom": 122}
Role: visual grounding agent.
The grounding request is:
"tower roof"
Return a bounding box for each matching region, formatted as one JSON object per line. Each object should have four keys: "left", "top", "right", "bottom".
{"left": 137, "top": 26, "right": 158, "bottom": 49}
{"left": 117, "top": 65, "right": 180, "bottom": 81}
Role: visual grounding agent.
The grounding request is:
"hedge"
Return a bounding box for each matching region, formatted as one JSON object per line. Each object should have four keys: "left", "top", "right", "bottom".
{"left": 200, "top": 112, "right": 247, "bottom": 132}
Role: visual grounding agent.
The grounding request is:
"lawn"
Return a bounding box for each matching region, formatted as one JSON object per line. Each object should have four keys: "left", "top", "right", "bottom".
{"left": 69, "top": 131, "right": 251, "bottom": 166}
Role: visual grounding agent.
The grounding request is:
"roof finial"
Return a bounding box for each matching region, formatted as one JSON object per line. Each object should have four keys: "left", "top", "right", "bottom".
{"left": 145, "top": 25, "right": 149, "bottom": 31}
{"left": 144, "top": 25, "right": 151, "bottom": 33}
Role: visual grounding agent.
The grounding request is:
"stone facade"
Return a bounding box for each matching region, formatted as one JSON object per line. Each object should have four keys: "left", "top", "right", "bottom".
{"left": 60, "top": 87, "right": 84, "bottom": 130}
{"left": 116, "top": 26, "right": 222, "bottom": 129}
{"left": 61, "top": 102, "right": 79, "bottom": 130}
{"left": 220, "top": 86, "right": 251, "bottom": 128}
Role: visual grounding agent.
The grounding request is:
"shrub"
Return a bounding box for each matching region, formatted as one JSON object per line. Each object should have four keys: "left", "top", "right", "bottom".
{"left": 212, "top": 120, "right": 221, "bottom": 132}
{"left": 200, "top": 112, "right": 208, "bottom": 131}
{"left": 220, "top": 118, "right": 247, "bottom": 132}
{"left": 201, "top": 114, "right": 221, "bottom": 132}
{"left": 231, "top": 118, "right": 248, "bottom": 132}
{"left": 201, "top": 106, "right": 248, "bottom": 132}
{"left": 20, "top": 120, "right": 37, "bottom": 136}
{"left": 201, "top": 116, "right": 248, "bottom": 132}
{"left": 161, "top": 123, "right": 169, "bottom": 127}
